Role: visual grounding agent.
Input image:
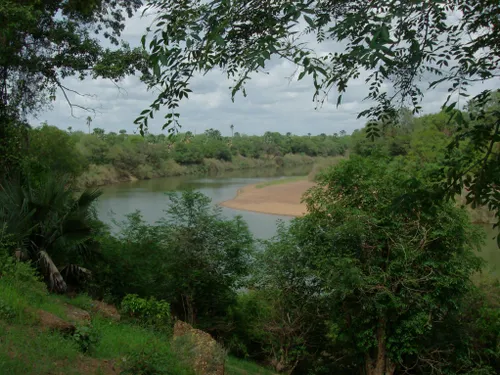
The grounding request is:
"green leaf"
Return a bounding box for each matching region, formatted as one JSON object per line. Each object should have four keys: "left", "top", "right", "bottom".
{"left": 214, "top": 35, "right": 225, "bottom": 46}
{"left": 304, "top": 15, "right": 315, "bottom": 28}
{"left": 445, "top": 102, "right": 457, "bottom": 112}
{"left": 153, "top": 63, "right": 161, "bottom": 78}
{"left": 380, "top": 24, "right": 390, "bottom": 42}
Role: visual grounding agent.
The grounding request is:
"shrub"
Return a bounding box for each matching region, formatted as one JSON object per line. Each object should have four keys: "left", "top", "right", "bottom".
{"left": 159, "top": 159, "right": 186, "bottom": 177}
{"left": 120, "top": 343, "right": 194, "bottom": 375}
{"left": 121, "top": 294, "right": 172, "bottom": 331}
{"left": 73, "top": 324, "right": 101, "bottom": 353}
{"left": 0, "top": 300, "right": 16, "bottom": 321}
{"left": 135, "top": 164, "right": 154, "bottom": 179}
{"left": 0, "top": 255, "right": 46, "bottom": 296}
{"left": 77, "top": 164, "right": 121, "bottom": 187}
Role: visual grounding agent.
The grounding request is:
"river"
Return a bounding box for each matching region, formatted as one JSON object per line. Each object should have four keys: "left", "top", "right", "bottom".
{"left": 96, "top": 166, "right": 499, "bottom": 277}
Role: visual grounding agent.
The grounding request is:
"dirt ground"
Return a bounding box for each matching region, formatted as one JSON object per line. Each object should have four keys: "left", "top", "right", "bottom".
{"left": 220, "top": 180, "right": 315, "bottom": 217}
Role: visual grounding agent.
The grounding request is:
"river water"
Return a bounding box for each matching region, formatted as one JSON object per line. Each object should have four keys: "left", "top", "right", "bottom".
{"left": 96, "top": 166, "right": 499, "bottom": 277}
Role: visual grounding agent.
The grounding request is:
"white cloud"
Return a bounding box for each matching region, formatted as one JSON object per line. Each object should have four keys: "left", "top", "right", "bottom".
{"left": 31, "top": 9, "right": 500, "bottom": 137}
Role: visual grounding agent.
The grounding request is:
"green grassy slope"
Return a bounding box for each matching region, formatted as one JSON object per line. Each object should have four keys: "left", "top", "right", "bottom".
{"left": 0, "top": 258, "right": 276, "bottom": 375}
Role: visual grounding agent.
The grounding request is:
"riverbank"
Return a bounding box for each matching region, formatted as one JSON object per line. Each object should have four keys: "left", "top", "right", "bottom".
{"left": 77, "top": 154, "right": 333, "bottom": 188}
{"left": 220, "top": 177, "right": 497, "bottom": 224}
{"left": 220, "top": 179, "right": 315, "bottom": 217}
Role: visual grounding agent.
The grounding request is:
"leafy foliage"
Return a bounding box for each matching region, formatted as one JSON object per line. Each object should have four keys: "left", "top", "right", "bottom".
{"left": 24, "top": 123, "right": 88, "bottom": 181}
{"left": 0, "top": 0, "right": 147, "bottom": 118}
{"left": 72, "top": 324, "right": 101, "bottom": 354}
{"left": 0, "top": 174, "right": 102, "bottom": 293}
{"left": 229, "top": 156, "right": 491, "bottom": 374}
{"left": 138, "top": 0, "right": 500, "bottom": 241}
{"left": 22, "top": 124, "right": 348, "bottom": 187}
{"left": 91, "top": 191, "right": 254, "bottom": 335}
{"left": 121, "top": 294, "right": 172, "bottom": 332}
{"left": 0, "top": 116, "right": 30, "bottom": 178}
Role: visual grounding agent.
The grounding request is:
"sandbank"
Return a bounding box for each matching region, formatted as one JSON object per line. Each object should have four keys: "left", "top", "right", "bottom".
{"left": 220, "top": 180, "right": 315, "bottom": 217}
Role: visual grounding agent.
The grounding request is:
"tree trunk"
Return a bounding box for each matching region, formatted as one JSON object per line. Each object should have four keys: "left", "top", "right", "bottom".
{"left": 38, "top": 250, "right": 67, "bottom": 293}
{"left": 365, "top": 318, "right": 395, "bottom": 375}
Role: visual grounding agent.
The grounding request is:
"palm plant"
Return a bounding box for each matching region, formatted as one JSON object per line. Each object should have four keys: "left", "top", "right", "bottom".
{"left": 0, "top": 175, "right": 101, "bottom": 293}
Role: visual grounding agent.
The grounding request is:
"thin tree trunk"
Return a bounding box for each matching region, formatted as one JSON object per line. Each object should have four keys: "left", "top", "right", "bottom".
{"left": 365, "top": 318, "right": 395, "bottom": 375}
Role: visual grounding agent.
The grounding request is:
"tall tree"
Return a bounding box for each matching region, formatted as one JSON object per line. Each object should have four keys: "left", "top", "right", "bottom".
{"left": 136, "top": 0, "right": 500, "bottom": 242}
{"left": 87, "top": 116, "right": 92, "bottom": 134}
{"left": 296, "top": 157, "right": 485, "bottom": 374}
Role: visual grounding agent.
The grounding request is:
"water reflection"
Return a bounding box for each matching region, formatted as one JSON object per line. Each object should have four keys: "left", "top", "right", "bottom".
{"left": 96, "top": 166, "right": 310, "bottom": 239}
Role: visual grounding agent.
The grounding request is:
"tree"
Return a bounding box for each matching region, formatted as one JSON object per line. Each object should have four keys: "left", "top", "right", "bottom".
{"left": 25, "top": 123, "right": 88, "bottom": 180}
{"left": 204, "top": 128, "right": 222, "bottom": 140}
{"left": 0, "top": 175, "right": 101, "bottom": 293}
{"left": 230, "top": 124, "right": 234, "bottom": 138}
{"left": 269, "top": 157, "right": 486, "bottom": 374}
{"left": 0, "top": 0, "right": 147, "bottom": 119}
{"left": 92, "top": 127, "right": 105, "bottom": 138}
{"left": 137, "top": 0, "right": 500, "bottom": 242}
{"left": 0, "top": 116, "right": 29, "bottom": 177}
{"left": 243, "top": 221, "right": 325, "bottom": 373}
{"left": 87, "top": 116, "right": 92, "bottom": 134}
{"left": 95, "top": 191, "right": 254, "bottom": 334}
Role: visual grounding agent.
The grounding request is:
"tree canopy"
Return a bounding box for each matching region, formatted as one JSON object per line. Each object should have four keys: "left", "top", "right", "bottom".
{"left": 0, "top": 0, "right": 147, "bottom": 118}
{"left": 138, "top": 0, "right": 500, "bottom": 242}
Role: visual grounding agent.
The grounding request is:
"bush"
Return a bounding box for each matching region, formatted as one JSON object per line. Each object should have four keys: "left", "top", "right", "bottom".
{"left": 121, "top": 343, "right": 194, "bottom": 375}
{"left": 121, "top": 294, "right": 172, "bottom": 332}
{"left": 0, "top": 300, "right": 16, "bottom": 322}
{"left": 0, "top": 255, "right": 46, "bottom": 296}
{"left": 135, "top": 164, "right": 154, "bottom": 179}
{"left": 73, "top": 324, "right": 101, "bottom": 353}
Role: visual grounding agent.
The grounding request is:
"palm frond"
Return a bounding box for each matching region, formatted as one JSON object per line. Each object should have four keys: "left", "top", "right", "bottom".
{"left": 60, "top": 264, "right": 92, "bottom": 283}
{"left": 0, "top": 179, "right": 37, "bottom": 246}
{"left": 76, "top": 189, "right": 102, "bottom": 209}
{"left": 1, "top": 174, "right": 101, "bottom": 292}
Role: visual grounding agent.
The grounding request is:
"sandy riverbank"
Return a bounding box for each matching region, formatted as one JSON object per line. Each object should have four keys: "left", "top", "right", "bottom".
{"left": 220, "top": 180, "right": 315, "bottom": 217}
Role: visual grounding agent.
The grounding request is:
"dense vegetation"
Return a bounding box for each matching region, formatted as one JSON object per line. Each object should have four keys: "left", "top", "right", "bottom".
{"left": 1, "top": 1, "right": 500, "bottom": 374}
{"left": 2, "top": 105, "right": 499, "bottom": 374}
{"left": 23, "top": 124, "right": 349, "bottom": 187}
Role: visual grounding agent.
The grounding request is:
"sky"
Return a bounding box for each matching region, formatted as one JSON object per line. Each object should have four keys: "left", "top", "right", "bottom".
{"left": 31, "top": 7, "right": 499, "bottom": 137}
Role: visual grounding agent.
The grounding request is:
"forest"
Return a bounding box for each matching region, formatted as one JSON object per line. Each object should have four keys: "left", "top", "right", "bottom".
{"left": 1, "top": 1, "right": 500, "bottom": 375}
{"left": 23, "top": 124, "right": 349, "bottom": 187}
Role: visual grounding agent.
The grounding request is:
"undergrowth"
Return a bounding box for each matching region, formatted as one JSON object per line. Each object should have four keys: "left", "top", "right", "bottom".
{"left": 0, "top": 255, "right": 275, "bottom": 375}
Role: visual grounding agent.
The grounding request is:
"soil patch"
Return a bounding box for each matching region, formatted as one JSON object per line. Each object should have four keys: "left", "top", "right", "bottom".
{"left": 220, "top": 180, "right": 315, "bottom": 217}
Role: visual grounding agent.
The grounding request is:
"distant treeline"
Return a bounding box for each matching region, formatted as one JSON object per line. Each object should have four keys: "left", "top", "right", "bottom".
{"left": 23, "top": 125, "right": 350, "bottom": 186}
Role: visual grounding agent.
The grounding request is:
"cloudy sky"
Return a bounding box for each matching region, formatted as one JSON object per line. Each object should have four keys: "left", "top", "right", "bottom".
{"left": 31, "top": 7, "right": 498, "bottom": 137}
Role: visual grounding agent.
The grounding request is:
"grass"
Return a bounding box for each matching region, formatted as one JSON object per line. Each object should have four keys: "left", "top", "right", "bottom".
{"left": 91, "top": 317, "right": 169, "bottom": 358}
{"left": 0, "top": 257, "right": 278, "bottom": 375}
{"left": 0, "top": 324, "right": 82, "bottom": 374}
{"left": 0, "top": 256, "right": 193, "bottom": 374}
{"left": 61, "top": 293, "right": 93, "bottom": 311}
{"left": 255, "top": 175, "right": 307, "bottom": 188}
{"left": 225, "top": 356, "right": 277, "bottom": 375}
